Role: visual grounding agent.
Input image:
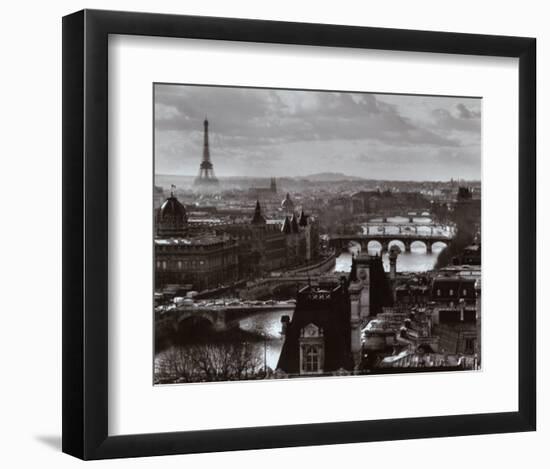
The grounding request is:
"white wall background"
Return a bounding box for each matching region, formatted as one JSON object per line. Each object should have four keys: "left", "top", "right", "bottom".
{"left": 0, "top": 0, "right": 545, "bottom": 467}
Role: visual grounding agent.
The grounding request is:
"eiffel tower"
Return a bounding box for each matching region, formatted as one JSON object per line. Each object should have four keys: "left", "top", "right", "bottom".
{"left": 194, "top": 118, "right": 219, "bottom": 190}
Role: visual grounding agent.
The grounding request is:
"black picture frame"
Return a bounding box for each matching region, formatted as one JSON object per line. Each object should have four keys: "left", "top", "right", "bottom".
{"left": 62, "top": 9, "right": 536, "bottom": 460}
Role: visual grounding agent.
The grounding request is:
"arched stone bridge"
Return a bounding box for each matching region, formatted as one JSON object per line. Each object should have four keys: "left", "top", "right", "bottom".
{"left": 176, "top": 308, "right": 226, "bottom": 329}
{"left": 156, "top": 302, "right": 299, "bottom": 332}
{"left": 362, "top": 224, "right": 451, "bottom": 235}
{"left": 328, "top": 233, "right": 452, "bottom": 253}
{"left": 156, "top": 307, "right": 227, "bottom": 333}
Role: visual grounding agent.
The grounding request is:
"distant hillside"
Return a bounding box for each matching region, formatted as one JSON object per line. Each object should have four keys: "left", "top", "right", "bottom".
{"left": 301, "top": 172, "right": 365, "bottom": 182}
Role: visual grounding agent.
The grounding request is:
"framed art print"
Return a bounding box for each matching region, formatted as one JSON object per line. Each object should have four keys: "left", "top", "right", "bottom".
{"left": 62, "top": 9, "right": 536, "bottom": 460}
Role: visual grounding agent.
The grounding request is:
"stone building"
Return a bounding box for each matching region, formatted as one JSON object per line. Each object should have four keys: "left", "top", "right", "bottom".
{"left": 276, "top": 253, "right": 395, "bottom": 375}
{"left": 155, "top": 193, "right": 321, "bottom": 291}
{"left": 219, "top": 201, "right": 289, "bottom": 277}
{"left": 430, "top": 274, "right": 479, "bottom": 355}
{"left": 276, "top": 281, "right": 353, "bottom": 376}
{"left": 348, "top": 253, "right": 394, "bottom": 367}
{"left": 154, "top": 192, "right": 238, "bottom": 290}
{"left": 155, "top": 235, "right": 239, "bottom": 291}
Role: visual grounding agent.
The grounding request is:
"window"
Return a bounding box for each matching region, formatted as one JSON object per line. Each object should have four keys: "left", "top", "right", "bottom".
{"left": 437, "top": 289, "right": 441, "bottom": 296}
{"left": 464, "top": 338, "right": 475, "bottom": 354}
{"left": 463, "top": 289, "right": 467, "bottom": 296}
{"left": 304, "top": 346, "right": 320, "bottom": 372}
{"left": 449, "top": 289, "right": 454, "bottom": 296}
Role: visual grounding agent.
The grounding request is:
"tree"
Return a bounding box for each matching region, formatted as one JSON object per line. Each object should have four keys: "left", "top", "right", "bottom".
{"left": 155, "top": 342, "right": 263, "bottom": 383}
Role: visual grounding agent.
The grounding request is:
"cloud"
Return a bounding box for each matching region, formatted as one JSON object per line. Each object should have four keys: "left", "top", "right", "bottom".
{"left": 155, "top": 85, "right": 461, "bottom": 148}
{"left": 455, "top": 103, "right": 481, "bottom": 119}
{"left": 154, "top": 85, "right": 481, "bottom": 180}
{"left": 430, "top": 102, "right": 481, "bottom": 133}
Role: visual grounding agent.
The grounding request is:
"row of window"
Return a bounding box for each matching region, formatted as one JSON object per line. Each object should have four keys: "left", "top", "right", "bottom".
{"left": 435, "top": 288, "right": 470, "bottom": 297}
{"left": 156, "top": 256, "right": 238, "bottom": 271}
{"left": 156, "top": 244, "right": 234, "bottom": 252}
{"left": 156, "top": 259, "right": 205, "bottom": 270}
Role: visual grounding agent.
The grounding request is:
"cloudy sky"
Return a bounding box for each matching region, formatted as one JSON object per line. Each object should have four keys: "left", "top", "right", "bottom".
{"left": 154, "top": 84, "right": 481, "bottom": 181}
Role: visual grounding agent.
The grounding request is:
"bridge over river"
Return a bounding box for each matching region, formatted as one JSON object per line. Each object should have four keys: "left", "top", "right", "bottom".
{"left": 156, "top": 302, "right": 297, "bottom": 333}
{"left": 362, "top": 223, "right": 451, "bottom": 235}
{"left": 329, "top": 232, "right": 453, "bottom": 253}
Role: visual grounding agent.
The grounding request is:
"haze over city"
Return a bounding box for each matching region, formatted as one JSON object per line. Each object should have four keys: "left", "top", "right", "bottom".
{"left": 154, "top": 84, "right": 481, "bottom": 181}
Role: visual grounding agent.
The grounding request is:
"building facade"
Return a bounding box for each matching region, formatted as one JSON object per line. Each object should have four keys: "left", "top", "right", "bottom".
{"left": 430, "top": 274, "right": 479, "bottom": 356}
{"left": 155, "top": 194, "right": 321, "bottom": 291}
{"left": 155, "top": 192, "right": 238, "bottom": 290}
{"left": 277, "top": 282, "right": 353, "bottom": 376}
{"left": 155, "top": 236, "right": 239, "bottom": 291}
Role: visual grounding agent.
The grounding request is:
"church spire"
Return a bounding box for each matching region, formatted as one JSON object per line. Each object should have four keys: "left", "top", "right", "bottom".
{"left": 251, "top": 200, "right": 266, "bottom": 225}
{"left": 298, "top": 209, "right": 308, "bottom": 227}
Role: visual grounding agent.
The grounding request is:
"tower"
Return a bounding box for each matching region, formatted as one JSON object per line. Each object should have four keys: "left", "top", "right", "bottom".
{"left": 251, "top": 200, "right": 266, "bottom": 225}
{"left": 348, "top": 253, "right": 372, "bottom": 368}
{"left": 388, "top": 245, "right": 401, "bottom": 280}
{"left": 281, "top": 192, "right": 295, "bottom": 215}
{"left": 194, "top": 118, "right": 219, "bottom": 189}
{"left": 270, "top": 177, "right": 277, "bottom": 193}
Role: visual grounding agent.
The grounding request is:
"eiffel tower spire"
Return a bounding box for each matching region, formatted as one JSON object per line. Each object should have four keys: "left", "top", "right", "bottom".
{"left": 202, "top": 117, "right": 211, "bottom": 164}
{"left": 194, "top": 117, "right": 219, "bottom": 190}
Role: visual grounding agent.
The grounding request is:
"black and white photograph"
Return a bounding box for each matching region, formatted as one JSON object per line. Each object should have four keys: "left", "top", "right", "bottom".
{"left": 0, "top": 0, "right": 542, "bottom": 465}
{"left": 153, "top": 84, "right": 482, "bottom": 384}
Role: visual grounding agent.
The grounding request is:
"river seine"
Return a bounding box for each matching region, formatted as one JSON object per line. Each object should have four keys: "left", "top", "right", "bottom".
{"left": 156, "top": 216, "right": 449, "bottom": 376}
{"left": 237, "top": 216, "right": 449, "bottom": 370}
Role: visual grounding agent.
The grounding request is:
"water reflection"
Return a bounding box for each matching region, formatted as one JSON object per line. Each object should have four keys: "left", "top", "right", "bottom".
{"left": 334, "top": 242, "right": 446, "bottom": 274}
{"left": 238, "top": 308, "right": 295, "bottom": 370}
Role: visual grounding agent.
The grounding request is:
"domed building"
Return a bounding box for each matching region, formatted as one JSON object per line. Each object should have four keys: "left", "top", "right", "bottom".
{"left": 281, "top": 192, "right": 295, "bottom": 215}
{"left": 156, "top": 191, "right": 188, "bottom": 237}
{"left": 155, "top": 191, "right": 238, "bottom": 291}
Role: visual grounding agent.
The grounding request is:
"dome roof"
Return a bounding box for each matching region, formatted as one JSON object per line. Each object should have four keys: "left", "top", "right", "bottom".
{"left": 281, "top": 192, "right": 294, "bottom": 211}
{"left": 157, "top": 193, "right": 188, "bottom": 237}
{"left": 159, "top": 196, "right": 188, "bottom": 223}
